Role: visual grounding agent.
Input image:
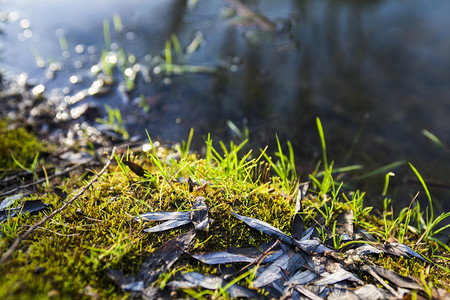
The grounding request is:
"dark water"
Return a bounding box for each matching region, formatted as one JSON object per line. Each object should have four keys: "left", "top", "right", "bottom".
{"left": 1, "top": 0, "right": 450, "bottom": 218}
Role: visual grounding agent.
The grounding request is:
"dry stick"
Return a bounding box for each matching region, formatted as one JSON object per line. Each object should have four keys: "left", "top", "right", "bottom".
{"left": 362, "top": 265, "right": 401, "bottom": 298}
{"left": 234, "top": 239, "right": 281, "bottom": 276}
{"left": 0, "top": 140, "right": 139, "bottom": 197}
{"left": 0, "top": 147, "right": 116, "bottom": 266}
{"left": 0, "top": 161, "right": 92, "bottom": 197}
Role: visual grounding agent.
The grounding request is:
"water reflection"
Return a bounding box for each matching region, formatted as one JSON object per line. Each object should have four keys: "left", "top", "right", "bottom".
{"left": 1, "top": 0, "right": 450, "bottom": 213}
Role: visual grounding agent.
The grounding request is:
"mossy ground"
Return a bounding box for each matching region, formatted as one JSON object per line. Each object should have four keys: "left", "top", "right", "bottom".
{"left": 1, "top": 122, "right": 450, "bottom": 299}
{"left": 0, "top": 160, "right": 286, "bottom": 298}
{"left": 0, "top": 119, "right": 44, "bottom": 172}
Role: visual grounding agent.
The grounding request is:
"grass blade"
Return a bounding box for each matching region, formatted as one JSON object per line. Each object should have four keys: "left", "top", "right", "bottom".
{"left": 316, "top": 117, "right": 328, "bottom": 171}
{"left": 409, "top": 163, "right": 433, "bottom": 221}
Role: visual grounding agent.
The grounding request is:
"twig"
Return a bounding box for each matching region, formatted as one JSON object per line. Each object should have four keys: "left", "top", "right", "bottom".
{"left": 362, "top": 265, "right": 401, "bottom": 298}
{"left": 0, "top": 147, "right": 116, "bottom": 266}
{"left": 0, "top": 162, "right": 92, "bottom": 197}
{"left": 34, "top": 226, "right": 80, "bottom": 237}
{"left": 234, "top": 239, "right": 281, "bottom": 276}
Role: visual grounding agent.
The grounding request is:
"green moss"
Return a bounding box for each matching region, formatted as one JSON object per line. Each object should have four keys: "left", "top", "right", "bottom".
{"left": 0, "top": 119, "right": 43, "bottom": 170}
{"left": 0, "top": 137, "right": 449, "bottom": 299}
{"left": 0, "top": 146, "right": 296, "bottom": 298}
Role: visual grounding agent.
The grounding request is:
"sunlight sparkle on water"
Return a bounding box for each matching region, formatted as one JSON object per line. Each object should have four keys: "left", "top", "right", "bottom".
{"left": 88, "top": 79, "right": 104, "bottom": 95}
{"left": 124, "top": 68, "right": 133, "bottom": 77}
{"left": 32, "top": 84, "right": 45, "bottom": 96}
{"left": 70, "top": 105, "right": 86, "bottom": 119}
{"left": 17, "top": 73, "right": 28, "bottom": 86}
{"left": 0, "top": 12, "right": 7, "bottom": 22}
{"left": 35, "top": 58, "right": 45, "bottom": 68}
{"left": 23, "top": 29, "right": 32, "bottom": 38}
{"left": 56, "top": 111, "right": 69, "bottom": 121}
{"left": 105, "top": 53, "right": 118, "bottom": 64}
{"left": 8, "top": 12, "right": 19, "bottom": 22}
{"left": 68, "top": 92, "right": 85, "bottom": 105}
{"left": 75, "top": 44, "right": 85, "bottom": 54}
{"left": 70, "top": 75, "right": 79, "bottom": 84}
{"left": 153, "top": 66, "right": 161, "bottom": 74}
{"left": 91, "top": 65, "right": 100, "bottom": 74}
{"left": 49, "top": 62, "right": 60, "bottom": 71}
{"left": 19, "top": 19, "right": 30, "bottom": 29}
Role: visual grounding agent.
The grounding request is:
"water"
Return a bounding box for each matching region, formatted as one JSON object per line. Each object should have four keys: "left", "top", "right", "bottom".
{"left": 1, "top": 0, "right": 450, "bottom": 216}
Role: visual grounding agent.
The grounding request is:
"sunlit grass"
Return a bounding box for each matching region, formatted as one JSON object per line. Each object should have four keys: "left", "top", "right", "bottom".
{"left": 95, "top": 105, "right": 129, "bottom": 140}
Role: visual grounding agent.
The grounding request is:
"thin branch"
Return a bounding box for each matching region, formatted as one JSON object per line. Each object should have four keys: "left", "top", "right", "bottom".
{"left": 362, "top": 265, "right": 401, "bottom": 298}
{"left": 0, "top": 147, "right": 116, "bottom": 266}
{"left": 235, "top": 239, "right": 281, "bottom": 276}
{"left": 0, "top": 140, "right": 141, "bottom": 197}
{"left": 0, "top": 162, "right": 92, "bottom": 197}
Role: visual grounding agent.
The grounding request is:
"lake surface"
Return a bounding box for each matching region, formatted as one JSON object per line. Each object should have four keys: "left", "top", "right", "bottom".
{"left": 1, "top": 0, "right": 450, "bottom": 215}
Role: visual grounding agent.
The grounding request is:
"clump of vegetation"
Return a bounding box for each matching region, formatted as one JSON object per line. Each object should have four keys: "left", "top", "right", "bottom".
{"left": 0, "top": 119, "right": 449, "bottom": 299}
{"left": 95, "top": 105, "right": 129, "bottom": 140}
{"left": 0, "top": 119, "right": 43, "bottom": 171}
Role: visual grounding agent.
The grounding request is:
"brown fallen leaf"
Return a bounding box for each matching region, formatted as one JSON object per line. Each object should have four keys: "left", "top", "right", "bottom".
{"left": 123, "top": 160, "right": 147, "bottom": 176}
